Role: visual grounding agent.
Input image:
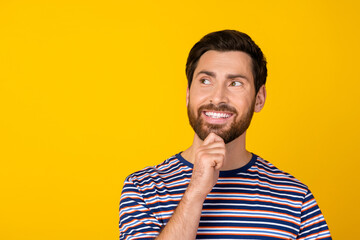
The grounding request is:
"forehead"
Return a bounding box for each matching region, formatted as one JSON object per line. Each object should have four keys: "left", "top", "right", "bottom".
{"left": 195, "top": 50, "right": 254, "bottom": 78}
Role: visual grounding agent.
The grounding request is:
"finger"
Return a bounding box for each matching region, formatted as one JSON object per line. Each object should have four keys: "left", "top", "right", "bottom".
{"left": 203, "top": 132, "right": 224, "bottom": 145}
{"left": 201, "top": 152, "right": 224, "bottom": 166}
{"left": 199, "top": 147, "right": 225, "bottom": 155}
{"left": 203, "top": 141, "right": 226, "bottom": 150}
{"left": 209, "top": 153, "right": 225, "bottom": 170}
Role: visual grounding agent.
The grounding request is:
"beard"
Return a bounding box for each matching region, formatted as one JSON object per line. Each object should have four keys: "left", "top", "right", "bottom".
{"left": 187, "top": 100, "right": 255, "bottom": 144}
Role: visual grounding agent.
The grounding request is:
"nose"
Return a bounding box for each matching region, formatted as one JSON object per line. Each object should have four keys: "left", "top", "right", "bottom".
{"left": 210, "top": 84, "right": 228, "bottom": 105}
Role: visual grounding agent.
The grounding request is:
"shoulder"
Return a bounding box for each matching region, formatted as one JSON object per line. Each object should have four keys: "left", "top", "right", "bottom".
{"left": 251, "top": 155, "right": 309, "bottom": 193}
{"left": 124, "top": 153, "right": 190, "bottom": 187}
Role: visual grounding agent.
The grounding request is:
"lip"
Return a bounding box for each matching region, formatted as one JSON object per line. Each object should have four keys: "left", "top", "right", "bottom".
{"left": 202, "top": 110, "right": 234, "bottom": 124}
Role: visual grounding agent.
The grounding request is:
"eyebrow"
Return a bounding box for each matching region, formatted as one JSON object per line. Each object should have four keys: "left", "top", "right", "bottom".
{"left": 227, "top": 73, "right": 250, "bottom": 81}
{"left": 196, "top": 70, "right": 250, "bottom": 81}
{"left": 196, "top": 70, "right": 216, "bottom": 78}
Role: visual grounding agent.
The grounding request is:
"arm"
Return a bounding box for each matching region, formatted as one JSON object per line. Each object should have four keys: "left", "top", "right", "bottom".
{"left": 119, "top": 177, "right": 162, "bottom": 240}
{"left": 297, "top": 190, "right": 332, "bottom": 240}
{"left": 155, "top": 185, "right": 205, "bottom": 239}
{"left": 155, "top": 133, "right": 225, "bottom": 240}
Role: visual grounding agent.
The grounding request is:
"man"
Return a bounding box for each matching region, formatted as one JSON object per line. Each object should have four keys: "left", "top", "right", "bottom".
{"left": 119, "top": 30, "right": 331, "bottom": 239}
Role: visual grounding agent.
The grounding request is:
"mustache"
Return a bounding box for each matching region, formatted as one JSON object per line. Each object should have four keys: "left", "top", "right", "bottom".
{"left": 197, "top": 103, "right": 238, "bottom": 115}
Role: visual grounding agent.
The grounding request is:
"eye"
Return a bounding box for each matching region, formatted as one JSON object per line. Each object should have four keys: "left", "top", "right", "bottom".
{"left": 230, "top": 81, "right": 243, "bottom": 87}
{"left": 200, "top": 78, "right": 211, "bottom": 85}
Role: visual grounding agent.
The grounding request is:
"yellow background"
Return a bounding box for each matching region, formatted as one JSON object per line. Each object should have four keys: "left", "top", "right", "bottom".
{"left": 1, "top": 0, "right": 359, "bottom": 239}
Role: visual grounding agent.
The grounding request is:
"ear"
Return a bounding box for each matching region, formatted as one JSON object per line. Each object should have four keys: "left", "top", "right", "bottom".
{"left": 186, "top": 88, "right": 190, "bottom": 107}
{"left": 254, "top": 84, "right": 266, "bottom": 113}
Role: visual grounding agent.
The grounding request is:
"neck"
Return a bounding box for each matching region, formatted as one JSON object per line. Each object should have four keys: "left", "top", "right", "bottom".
{"left": 181, "top": 132, "right": 252, "bottom": 171}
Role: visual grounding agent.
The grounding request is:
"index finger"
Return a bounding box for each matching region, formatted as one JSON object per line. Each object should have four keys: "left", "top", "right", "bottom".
{"left": 203, "top": 132, "right": 224, "bottom": 145}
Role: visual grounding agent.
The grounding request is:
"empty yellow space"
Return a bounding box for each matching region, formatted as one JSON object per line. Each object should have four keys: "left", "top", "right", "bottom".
{"left": 0, "top": 0, "right": 359, "bottom": 239}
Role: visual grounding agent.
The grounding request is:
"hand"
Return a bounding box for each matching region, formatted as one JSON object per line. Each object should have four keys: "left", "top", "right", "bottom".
{"left": 154, "top": 133, "right": 225, "bottom": 240}
{"left": 187, "top": 133, "right": 225, "bottom": 201}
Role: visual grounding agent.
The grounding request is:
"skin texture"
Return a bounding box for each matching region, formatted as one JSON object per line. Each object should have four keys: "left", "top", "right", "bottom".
{"left": 155, "top": 50, "right": 266, "bottom": 240}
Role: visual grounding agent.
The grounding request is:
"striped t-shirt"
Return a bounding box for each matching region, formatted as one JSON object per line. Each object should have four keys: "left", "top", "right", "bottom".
{"left": 119, "top": 153, "right": 331, "bottom": 239}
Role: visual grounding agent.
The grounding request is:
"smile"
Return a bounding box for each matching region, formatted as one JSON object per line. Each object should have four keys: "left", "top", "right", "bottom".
{"left": 203, "top": 111, "right": 233, "bottom": 119}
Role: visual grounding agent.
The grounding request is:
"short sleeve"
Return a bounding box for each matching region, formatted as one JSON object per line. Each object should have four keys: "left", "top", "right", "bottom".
{"left": 297, "top": 190, "right": 332, "bottom": 240}
{"left": 119, "top": 176, "right": 162, "bottom": 240}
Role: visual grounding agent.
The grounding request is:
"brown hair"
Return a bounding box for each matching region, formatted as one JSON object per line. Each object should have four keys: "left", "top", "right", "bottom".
{"left": 186, "top": 30, "right": 267, "bottom": 94}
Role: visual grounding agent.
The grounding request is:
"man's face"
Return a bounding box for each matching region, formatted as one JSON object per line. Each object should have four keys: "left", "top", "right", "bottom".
{"left": 187, "top": 50, "right": 257, "bottom": 144}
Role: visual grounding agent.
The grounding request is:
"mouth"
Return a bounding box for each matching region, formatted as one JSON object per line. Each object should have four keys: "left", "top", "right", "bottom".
{"left": 204, "top": 111, "right": 233, "bottom": 119}
{"left": 202, "top": 111, "right": 234, "bottom": 124}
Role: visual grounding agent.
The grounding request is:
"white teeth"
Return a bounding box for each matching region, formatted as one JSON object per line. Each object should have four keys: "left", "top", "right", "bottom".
{"left": 204, "top": 111, "right": 231, "bottom": 119}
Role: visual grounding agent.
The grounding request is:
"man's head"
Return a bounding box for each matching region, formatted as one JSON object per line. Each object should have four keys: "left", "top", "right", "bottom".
{"left": 186, "top": 30, "right": 267, "bottom": 95}
{"left": 186, "top": 30, "right": 267, "bottom": 144}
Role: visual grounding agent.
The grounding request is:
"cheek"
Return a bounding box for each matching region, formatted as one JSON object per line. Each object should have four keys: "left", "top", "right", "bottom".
{"left": 189, "top": 90, "right": 210, "bottom": 106}
{"left": 188, "top": 98, "right": 204, "bottom": 119}
{"left": 232, "top": 97, "right": 254, "bottom": 114}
